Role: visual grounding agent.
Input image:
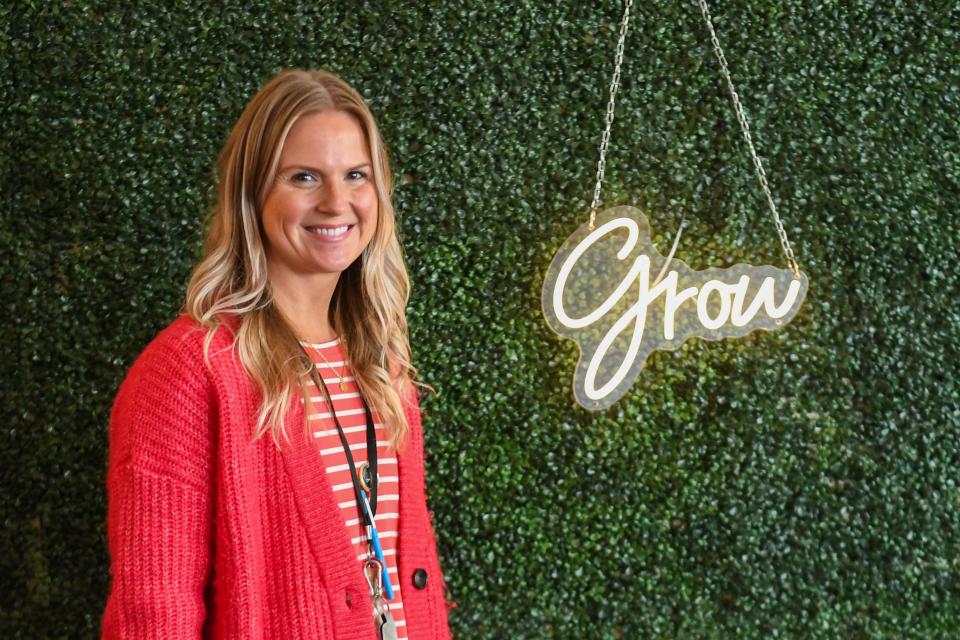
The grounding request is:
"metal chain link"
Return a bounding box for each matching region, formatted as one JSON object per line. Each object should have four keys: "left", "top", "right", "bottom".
{"left": 697, "top": 0, "right": 801, "bottom": 275}
{"left": 588, "top": 0, "right": 802, "bottom": 276}
{"left": 589, "top": 0, "right": 633, "bottom": 230}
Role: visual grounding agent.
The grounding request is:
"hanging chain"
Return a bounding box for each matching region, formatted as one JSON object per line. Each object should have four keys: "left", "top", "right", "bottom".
{"left": 697, "top": 0, "right": 801, "bottom": 276}
{"left": 589, "top": 0, "right": 633, "bottom": 230}
{"left": 587, "top": 0, "right": 802, "bottom": 276}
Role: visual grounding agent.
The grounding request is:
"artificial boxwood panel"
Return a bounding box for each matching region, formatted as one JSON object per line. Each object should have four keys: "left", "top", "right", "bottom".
{"left": 2, "top": 1, "right": 958, "bottom": 637}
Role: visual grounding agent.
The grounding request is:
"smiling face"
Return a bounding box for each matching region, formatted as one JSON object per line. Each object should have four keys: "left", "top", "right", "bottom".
{"left": 260, "top": 109, "right": 378, "bottom": 287}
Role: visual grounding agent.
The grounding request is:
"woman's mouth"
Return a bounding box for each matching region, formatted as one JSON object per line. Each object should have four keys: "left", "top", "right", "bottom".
{"left": 304, "top": 224, "right": 354, "bottom": 241}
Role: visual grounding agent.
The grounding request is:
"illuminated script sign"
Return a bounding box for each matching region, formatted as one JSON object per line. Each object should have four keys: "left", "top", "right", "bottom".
{"left": 541, "top": 206, "right": 809, "bottom": 410}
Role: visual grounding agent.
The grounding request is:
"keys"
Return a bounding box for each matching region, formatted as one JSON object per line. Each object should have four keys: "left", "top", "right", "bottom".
{"left": 376, "top": 606, "right": 399, "bottom": 640}
{"left": 365, "top": 558, "right": 399, "bottom": 640}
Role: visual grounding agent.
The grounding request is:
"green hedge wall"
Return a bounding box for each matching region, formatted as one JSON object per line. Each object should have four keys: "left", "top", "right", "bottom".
{"left": 3, "top": 1, "right": 958, "bottom": 637}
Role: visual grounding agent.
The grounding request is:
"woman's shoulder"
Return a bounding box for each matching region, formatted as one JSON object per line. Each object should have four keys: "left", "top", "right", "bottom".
{"left": 154, "top": 312, "right": 236, "bottom": 349}
{"left": 400, "top": 381, "right": 426, "bottom": 432}
{"left": 134, "top": 313, "right": 237, "bottom": 367}
{"left": 118, "top": 313, "right": 241, "bottom": 398}
{"left": 109, "top": 313, "right": 235, "bottom": 486}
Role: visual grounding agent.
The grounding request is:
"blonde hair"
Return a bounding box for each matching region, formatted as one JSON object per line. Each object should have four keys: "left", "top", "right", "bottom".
{"left": 181, "top": 68, "right": 431, "bottom": 451}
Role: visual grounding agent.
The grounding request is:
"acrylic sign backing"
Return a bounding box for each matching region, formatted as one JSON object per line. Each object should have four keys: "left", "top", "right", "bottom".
{"left": 542, "top": 206, "right": 809, "bottom": 410}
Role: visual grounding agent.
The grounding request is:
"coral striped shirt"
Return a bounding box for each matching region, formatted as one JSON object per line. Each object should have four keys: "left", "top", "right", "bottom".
{"left": 299, "top": 337, "right": 409, "bottom": 639}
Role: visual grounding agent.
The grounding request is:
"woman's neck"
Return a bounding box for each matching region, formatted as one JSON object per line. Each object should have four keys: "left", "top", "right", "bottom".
{"left": 268, "top": 266, "right": 341, "bottom": 343}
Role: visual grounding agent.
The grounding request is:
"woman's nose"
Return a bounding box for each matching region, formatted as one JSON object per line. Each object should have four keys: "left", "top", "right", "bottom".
{"left": 316, "top": 181, "right": 349, "bottom": 213}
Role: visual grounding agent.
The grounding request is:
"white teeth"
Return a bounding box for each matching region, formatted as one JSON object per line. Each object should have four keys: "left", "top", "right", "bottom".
{"left": 307, "top": 225, "right": 350, "bottom": 237}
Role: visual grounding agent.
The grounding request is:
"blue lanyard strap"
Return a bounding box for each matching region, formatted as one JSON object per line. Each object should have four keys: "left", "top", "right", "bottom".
{"left": 361, "top": 489, "right": 395, "bottom": 600}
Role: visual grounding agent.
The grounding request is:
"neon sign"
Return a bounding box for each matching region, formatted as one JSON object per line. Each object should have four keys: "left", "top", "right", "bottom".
{"left": 541, "top": 206, "right": 809, "bottom": 410}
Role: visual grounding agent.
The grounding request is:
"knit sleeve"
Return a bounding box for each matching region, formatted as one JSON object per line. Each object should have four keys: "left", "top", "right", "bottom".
{"left": 101, "top": 321, "right": 217, "bottom": 639}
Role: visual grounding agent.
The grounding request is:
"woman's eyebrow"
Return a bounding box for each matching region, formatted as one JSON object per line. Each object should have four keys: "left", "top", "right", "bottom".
{"left": 281, "top": 162, "right": 372, "bottom": 172}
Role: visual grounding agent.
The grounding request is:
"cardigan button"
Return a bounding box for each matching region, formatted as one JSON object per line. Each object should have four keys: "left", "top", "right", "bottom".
{"left": 412, "top": 568, "right": 428, "bottom": 589}
{"left": 344, "top": 590, "right": 353, "bottom": 608}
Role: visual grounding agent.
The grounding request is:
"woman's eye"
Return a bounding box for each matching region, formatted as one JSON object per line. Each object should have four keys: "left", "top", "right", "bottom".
{"left": 292, "top": 171, "right": 317, "bottom": 183}
{"left": 347, "top": 170, "right": 368, "bottom": 181}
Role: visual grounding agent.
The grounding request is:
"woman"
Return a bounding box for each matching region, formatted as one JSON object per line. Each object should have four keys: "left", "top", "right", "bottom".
{"left": 101, "top": 69, "right": 451, "bottom": 639}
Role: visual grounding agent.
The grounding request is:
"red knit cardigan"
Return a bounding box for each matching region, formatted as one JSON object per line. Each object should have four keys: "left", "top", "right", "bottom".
{"left": 101, "top": 314, "right": 452, "bottom": 639}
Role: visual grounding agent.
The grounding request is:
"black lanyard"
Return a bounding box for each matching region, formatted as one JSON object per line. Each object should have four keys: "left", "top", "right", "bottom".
{"left": 304, "top": 350, "right": 378, "bottom": 526}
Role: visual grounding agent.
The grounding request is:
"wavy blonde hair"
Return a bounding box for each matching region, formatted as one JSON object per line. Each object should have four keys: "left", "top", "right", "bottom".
{"left": 181, "top": 68, "right": 431, "bottom": 451}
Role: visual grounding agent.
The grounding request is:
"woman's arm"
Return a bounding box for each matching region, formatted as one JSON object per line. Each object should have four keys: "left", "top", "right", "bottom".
{"left": 101, "top": 325, "right": 217, "bottom": 639}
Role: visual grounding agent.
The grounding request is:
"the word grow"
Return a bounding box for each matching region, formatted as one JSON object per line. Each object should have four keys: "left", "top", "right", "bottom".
{"left": 541, "top": 206, "right": 808, "bottom": 410}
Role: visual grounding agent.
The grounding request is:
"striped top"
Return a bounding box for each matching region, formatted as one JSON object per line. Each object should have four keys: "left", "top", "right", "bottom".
{"left": 300, "top": 336, "right": 409, "bottom": 639}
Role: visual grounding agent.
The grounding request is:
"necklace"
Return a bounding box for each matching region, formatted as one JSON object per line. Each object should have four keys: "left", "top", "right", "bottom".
{"left": 307, "top": 342, "right": 347, "bottom": 391}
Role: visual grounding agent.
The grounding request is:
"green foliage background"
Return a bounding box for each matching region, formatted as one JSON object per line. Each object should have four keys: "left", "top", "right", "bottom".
{"left": 2, "top": 1, "right": 958, "bottom": 637}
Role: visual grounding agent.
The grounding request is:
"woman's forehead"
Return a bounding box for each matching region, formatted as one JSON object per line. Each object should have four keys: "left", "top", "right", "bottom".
{"left": 279, "top": 111, "right": 370, "bottom": 165}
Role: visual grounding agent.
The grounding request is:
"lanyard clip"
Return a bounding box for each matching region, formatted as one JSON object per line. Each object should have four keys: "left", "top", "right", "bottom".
{"left": 360, "top": 490, "right": 394, "bottom": 600}
{"left": 364, "top": 557, "right": 384, "bottom": 599}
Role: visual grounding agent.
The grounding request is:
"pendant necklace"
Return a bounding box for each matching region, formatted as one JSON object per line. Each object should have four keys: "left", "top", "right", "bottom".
{"left": 308, "top": 342, "right": 348, "bottom": 391}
